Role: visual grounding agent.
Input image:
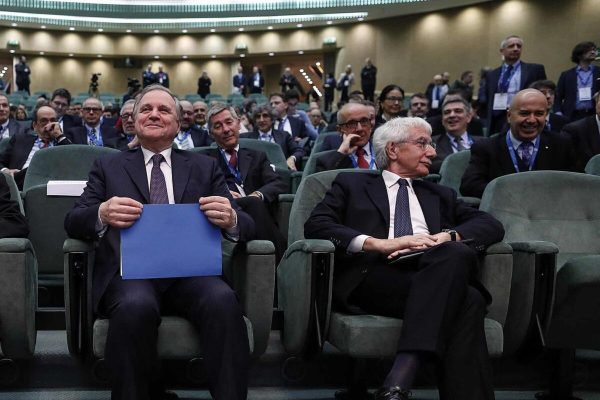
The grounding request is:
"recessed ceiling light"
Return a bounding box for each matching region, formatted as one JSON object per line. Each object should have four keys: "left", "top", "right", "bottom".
{"left": 41, "top": 25, "right": 46, "bottom": 29}
{"left": 69, "top": 53, "right": 74, "bottom": 57}
{"left": 327, "top": 21, "right": 333, "bottom": 25}
{"left": 154, "top": 29, "right": 159, "bottom": 33}
{"left": 98, "top": 28, "right": 103, "bottom": 32}
{"left": 210, "top": 28, "right": 216, "bottom": 33}
{"left": 97, "top": 54, "right": 102, "bottom": 58}
{"left": 297, "top": 24, "right": 303, "bottom": 28}
{"left": 9, "top": 50, "right": 15, "bottom": 54}
{"left": 298, "top": 50, "right": 304, "bottom": 55}
{"left": 69, "top": 27, "right": 75, "bottom": 31}
{"left": 126, "top": 29, "right": 132, "bottom": 33}
{"left": 299, "top": 69, "right": 304, "bottom": 72}
{"left": 267, "top": 26, "right": 273, "bottom": 30}
{"left": 269, "top": 52, "right": 275, "bottom": 56}
{"left": 316, "top": 62, "right": 321, "bottom": 66}
{"left": 39, "top": 51, "right": 45, "bottom": 55}
{"left": 182, "top": 55, "right": 188, "bottom": 59}
{"left": 211, "top": 55, "right": 216, "bottom": 58}
{"left": 358, "top": 17, "right": 364, "bottom": 21}
{"left": 11, "top": 23, "right": 17, "bottom": 27}
{"left": 182, "top": 29, "right": 188, "bottom": 33}
{"left": 238, "top": 28, "right": 244, "bottom": 32}
{"left": 154, "top": 55, "right": 160, "bottom": 59}
{"left": 240, "top": 54, "right": 246, "bottom": 58}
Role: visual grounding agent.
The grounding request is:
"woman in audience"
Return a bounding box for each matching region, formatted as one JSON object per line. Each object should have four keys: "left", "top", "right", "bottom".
{"left": 15, "top": 105, "right": 28, "bottom": 121}
{"left": 376, "top": 84, "right": 406, "bottom": 128}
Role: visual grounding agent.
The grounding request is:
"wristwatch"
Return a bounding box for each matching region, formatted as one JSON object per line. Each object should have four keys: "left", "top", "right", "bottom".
{"left": 442, "top": 229, "right": 457, "bottom": 241}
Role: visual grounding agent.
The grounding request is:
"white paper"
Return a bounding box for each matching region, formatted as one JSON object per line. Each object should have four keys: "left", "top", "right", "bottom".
{"left": 493, "top": 93, "right": 509, "bottom": 110}
{"left": 46, "top": 180, "right": 87, "bottom": 196}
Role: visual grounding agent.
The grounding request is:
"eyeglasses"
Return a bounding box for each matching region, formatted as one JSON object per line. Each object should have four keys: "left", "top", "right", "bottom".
{"left": 406, "top": 139, "right": 436, "bottom": 150}
{"left": 385, "top": 96, "right": 404, "bottom": 103}
{"left": 83, "top": 107, "right": 102, "bottom": 113}
{"left": 121, "top": 113, "right": 133, "bottom": 120}
{"left": 338, "top": 118, "right": 372, "bottom": 130}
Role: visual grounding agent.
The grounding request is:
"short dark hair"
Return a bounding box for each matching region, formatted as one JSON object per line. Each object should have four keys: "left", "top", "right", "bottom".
{"left": 442, "top": 96, "right": 471, "bottom": 113}
{"left": 529, "top": 80, "right": 557, "bottom": 92}
{"left": 284, "top": 89, "right": 300, "bottom": 102}
{"left": 460, "top": 70, "right": 473, "bottom": 80}
{"left": 51, "top": 88, "right": 72, "bottom": 105}
{"left": 269, "top": 92, "right": 284, "bottom": 101}
{"left": 410, "top": 92, "right": 427, "bottom": 102}
{"left": 252, "top": 104, "right": 278, "bottom": 121}
{"left": 378, "top": 85, "right": 405, "bottom": 104}
{"left": 571, "top": 41, "right": 597, "bottom": 64}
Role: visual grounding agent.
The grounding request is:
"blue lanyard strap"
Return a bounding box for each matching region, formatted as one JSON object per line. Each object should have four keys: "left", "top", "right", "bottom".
{"left": 577, "top": 66, "right": 593, "bottom": 87}
{"left": 506, "top": 133, "right": 540, "bottom": 172}
{"left": 350, "top": 142, "right": 376, "bottom": 169}
{"left": 449, "top": 134, "right": 474, "bottom": 151}
{"left": 218, "top": 148, "right": 242, "bottom": 184}
{"left": 175, "top": 129, "right": 190, "bottom": 144}
{"left": 498, "top": 64, "right": 518, "bottom": 93}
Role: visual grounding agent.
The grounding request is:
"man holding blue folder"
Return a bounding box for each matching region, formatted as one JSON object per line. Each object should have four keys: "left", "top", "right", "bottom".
{"left": 65, "top": 84, "right": 255, "bottom": 400}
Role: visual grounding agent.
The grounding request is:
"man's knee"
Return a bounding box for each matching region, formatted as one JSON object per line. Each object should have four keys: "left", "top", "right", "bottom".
{"left": 110, "top": 288, "right": 160, "bottom": 328}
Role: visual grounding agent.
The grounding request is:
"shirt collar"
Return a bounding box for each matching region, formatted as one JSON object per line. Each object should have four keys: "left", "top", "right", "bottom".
{"left": 85, "top": 123, "right": 100, "bottom": 132}
{"left": 142, "top": 146, "right": 173, "bottom": 168}
{"left": 446, "top": 131, "right": 469, "bottom": 142}
{"left": 1, "top": 120, "right": 8, "bottom": 129}
{"left": 504, "top": 60, "right": 521, "bottom": 69}
{"left": 382, "top": 169, "right": 413, "bottom": 189}
{"left": 576, "top": 64, "right": 593, "bottom": 73}
{"left": 508, "top": 130, "right": 540, "bottom": 150}
{"left": 259, "top": 129, "right": 272, "bottom": 137}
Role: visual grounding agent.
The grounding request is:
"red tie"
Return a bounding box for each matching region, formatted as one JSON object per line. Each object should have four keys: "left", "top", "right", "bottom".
{"left": 226, "top": 149, "right": 237, "bottom": 168}
{"left": 41, "top": 139, "right": 50, "bottom": 148}
{"left": 355, "top": 147, "right": 369, "bottom": 169}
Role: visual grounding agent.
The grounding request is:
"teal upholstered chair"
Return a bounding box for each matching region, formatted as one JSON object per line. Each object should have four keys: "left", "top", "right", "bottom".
{"left": 22, "top": 145, "right": 119, "bottom": 307}
{"left": 63, "top": 238, "right": 275, "bottom": 379}
{"left": 438, "top": 150, "right": 480, "bottom": 206}
{"left": 277, "top": 169, "right": 517, "bottom": 395}
{"left": 0, "top": 172, "right": 37, "bottom": 384}
{"left": 584, "top": 154, "right": 600, "bottom": 176}
{"left": 311, "top": 131, "right": 338, "bottom": 153}
{"left": 479, "top": 170, "right": 600, "bottom": 399}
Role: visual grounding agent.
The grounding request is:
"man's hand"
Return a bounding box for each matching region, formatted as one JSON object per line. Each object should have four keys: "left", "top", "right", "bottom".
{"left": 431, "top": 231, "right": 461, "bottom": 244}
{"left": 199, "top": 196, "right": 237, "bottom": 229}
{"left": 229, "top": 190, "right": 242, "bottom": 199}
{"left": 337, "top": 133, "right": 360, "bottom": 155}
{"left": 286, "top": 156, "right": 297, "bottom": 171}
{"left": 4, "top": 168, "right": 20, "bottom": 176}
{"left": 363, "top": 234, "right": 439, "bottom": 259}
{"left": 41, "top": 122, "right": 63, "bottom": 139}
{"left": 99, "top": 196, "right": 143, "bottom": 228}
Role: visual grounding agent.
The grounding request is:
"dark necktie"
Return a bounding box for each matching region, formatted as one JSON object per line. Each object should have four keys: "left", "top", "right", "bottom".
{"left": 226, "top": 149, "right": 237, "bottom": 168}
{"left": 454, "top": 137, "right": 466, "bottom": 151}
{"left": 0, "top": 125, "right": 6, "bottom": 139}
{"left": 355, "top": 147, "right": 369, "bottom": 169}
{"left": 88, "top": 128, "right": 98, "bottom": 146}
{"left": 499, "top": 64, "right": 513, "bottom": 93}
{"left": 40, "top": 138, "right": 50, "bottom": 149}
{"left": 394, "top": 179, "right": 413, "bottom": 237}
{"left": 150, "top": 154, "right": 169, "bottom": 204}
{"left": 519, "top": 141, "right": 534, "bottom": 168}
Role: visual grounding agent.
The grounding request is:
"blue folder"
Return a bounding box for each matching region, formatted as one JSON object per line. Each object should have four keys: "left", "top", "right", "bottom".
{"left": 120, "top": 204, "right": 222, "bottom": 279}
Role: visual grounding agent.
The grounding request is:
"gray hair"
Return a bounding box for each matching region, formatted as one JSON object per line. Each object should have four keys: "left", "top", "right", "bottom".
{"left": 337, "top": 102, "right": 370, "bottom": 125}
{"left": 252, "top": 104, "right": 278, "bottom": 122}
{"left": 373, "top": 117, "right": 432, "bottom": 170}
{"left": 120, "top": 99, "right": 136, "bottom": 112}
{"left": 83, "top": 97, "right": 103, "bottom": 109}
{"left": 442, "top": 96, "right": 472, "bottom": 113}
{"left": 500, "top": 35, "right": 523, "bottom": 49}
{"left": 207, "top": 102, "right": 239, "bottom": 132}
{"left": 132, "top": 84, "right": 182, "bottom": 122}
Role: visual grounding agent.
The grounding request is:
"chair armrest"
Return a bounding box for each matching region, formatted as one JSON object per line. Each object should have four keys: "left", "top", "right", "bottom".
{"left": 0, "top": 238, "right": 37, "bottom": 359}
{"left": 290, "top": 171, "right": 303, "bottom": 194}
{"left": 458, "top": 196, "right": 481, "bottom": 207}
{"left": 276, "top": 194, "right": 295, "bottom": 240}
{"left": 423, "top": 173, "right": 440, "bottom": 183}
{"left": 480, "top": 242, "right": 513, "bottom": 327}
{"left": 226, "top": 240, "right": 276, "bottom": 358}
{"left": 63, "top": 238, "right": 95, "bottom": 360}
{"left": 509, "top": 241, "right": 559, "bottom": 254}
{"left": 277, "top": 239, "right": 335, "bottom": 356}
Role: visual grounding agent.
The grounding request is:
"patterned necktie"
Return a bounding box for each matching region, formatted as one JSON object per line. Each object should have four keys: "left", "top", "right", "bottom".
{"left": 394, "top": 179, "right": 413, "bottom": 237}
{"left": 88, "top": 128, "right": 98, "bottom": 146}
{"left": 499, "top": 64, "right": 514, "bottom": 93}
{"left": 40, "top": 138, "right": 50, "bottom": 149}
{"left": 454, "top": 137, "right": 466, "bottom": 151}
{"left": 226, "top": 149, "right": 237, "bottom": 168}
{"left": 149, "top": 154, "right": 169, "bottom": 204}
{"left": 519, "top": 141, "right": 534, "bottom": 168}
{"left": 0, "top": 125, "right": 6, "bottom": 139}
{"left": 355, "top": 147, "right": 369, "bottom": 169}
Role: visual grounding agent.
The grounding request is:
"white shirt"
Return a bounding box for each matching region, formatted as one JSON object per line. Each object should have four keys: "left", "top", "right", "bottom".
{"left": 174, "top": 130, "right": 195, "bottom": 150}
{"left": 0, "top": 121, "right": 9, "bottom": 139}
{"left": 141, "top": 147, "right": 175, "bottom": 204}
{"left": 347, "top": 170, "right": 429, "bottom": 253}
{"left": 258, "top": 129, "right": 274, "bottom": 142}
{"left": 446, "top": 132, "right": 472, "bottom": 153}
{"left": 276, "top": 117, "right": 292, "bottom": 136}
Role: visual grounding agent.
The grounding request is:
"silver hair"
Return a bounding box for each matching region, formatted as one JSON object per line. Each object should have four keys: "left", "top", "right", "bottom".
{"left": 206, "top": 102, "right": 239, "bottom": 132}
{"left": 132, "top": 84, "right": 182, "bottom": 122}
{"left": 83, "top": 97, "right": 103, "bottom": 109}
{"left": 500, "top": 35, "right": 523, "bottom": 49}
{"left": 373, "top": 117, "right": 432, "bottom": 170}
{"left": 252, "top": 104, "right": 278, "bottom": 122}
{"left": 120, "top": 99, "right": 136, "bottom": 112}
{"left": 337, "top": 102, "right": 369, "bottom": 125}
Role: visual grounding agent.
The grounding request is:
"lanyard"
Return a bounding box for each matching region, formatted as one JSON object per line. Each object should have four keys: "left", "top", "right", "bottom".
{"left": 350, "top": 142, "right": 376, "bottom": 169}
{"left": 175, "top": 129, "right": 190, "bottom": 146}
{"left": 260, "top": 134, "right": 273, "bottom": 142}
{"left": 449, "top": 134, "right": 474, "bottom": 151}
{"left": 498, "top": 64, "right": 518, "bottom": 93}
{"left": 577, "top": 66, "right": 593, "bottom": 87}
{"left": 505, "top": 133, "right": 540, "bottom": 172}
{"left": 218, "top": 148, "right": 242, "bottom": 184}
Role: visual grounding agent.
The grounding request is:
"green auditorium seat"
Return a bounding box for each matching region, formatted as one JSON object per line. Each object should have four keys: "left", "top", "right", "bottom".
{"left": 438, "top": 150, "right": 480, "bottom": 207}
{"left": 0, "top": 172, "right": 37, "bottom": 384}
{"left": 311, "top": 131, "right": 338, "bottom": 154}
{"left": 584, "top": 154, "right": 600, "bottom": 176}
{"left": 480, "top": 170, "right": 600, "bottom": 399}
{"left": 277, "top": 169, "right": 520, "bottom": 395}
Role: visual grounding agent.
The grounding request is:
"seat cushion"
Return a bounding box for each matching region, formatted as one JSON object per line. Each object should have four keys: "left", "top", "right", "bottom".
{"left": 93, "top": 316, "right": 253, "bottom": 359}
{"left": 327, "top": 312, "right": 503, "bottom": 358}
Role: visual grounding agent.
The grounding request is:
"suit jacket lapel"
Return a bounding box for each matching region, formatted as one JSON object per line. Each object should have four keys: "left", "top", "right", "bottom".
{"left": 171, "top": 150, "right": 190, "bottom": 203}
{"left": 413, "top": 181, "right": 440, "bottom": 234}
{"left": 238, "top": 148, "right": 252, "bottom": 183}
{"left": 519, "top": 62, "right": 528, "bottom": 89}
{"left": 535, "top": 134, "right": 551, "bottom": 169}
{"left": 124, "top": 149, "right": 150, "bottom": 203}
{"left": 498, "top": 134, "right": 517, "bottom": 173}
{"left": 587, "top": 117, "right": 600, "bottom": 154}
{"left": 365, "top": 175, "right": 390, "bottom": 228}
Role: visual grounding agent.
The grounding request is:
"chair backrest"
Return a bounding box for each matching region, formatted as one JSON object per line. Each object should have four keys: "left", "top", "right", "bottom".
{"left": 23, "top": 145, "right": 119, "bottom": 190}
{"left": 480, "top": 171, "right": 600, "bottom": 256}
{"left": 438, "top": 150, "right": 471, "bottom": 195}
{"left": 1, "top": 171, "right": 24, "bottom": 215}
{"left": 288, "top": 169, "right": 380, "bottom": 245}
{"left": 301, "top": 149, "right": 338, "bottom": 180}
{"left": 237, "top": 138, "right": 288, "bottom": 171}
{"left": 585, "top": 154, "right": 600, "bottom": 176}
{"left": 312, "top": 131, "right": 338, "bottom": 153}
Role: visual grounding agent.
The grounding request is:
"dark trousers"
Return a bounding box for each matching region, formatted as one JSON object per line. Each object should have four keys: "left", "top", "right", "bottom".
{"left": 362, "top": 84, "right": 375, "bottom": 102}
{"left": 100, "top": 275, "right": 249, "bottom": 400}
{"left": 349, "top": 242, "right": 494, "bottom": 400}
{"left": 236, "top": 196, "right": 286, "bottom": 262}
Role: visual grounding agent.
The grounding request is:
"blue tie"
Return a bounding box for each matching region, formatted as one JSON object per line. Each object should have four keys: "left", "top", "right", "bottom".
{"left": 519, "top": 141, "right": 534, "bottom": 168}
{"left": 150, "top": 154, "right": 169, "bottom": 204}
{"left": 88, "top": 128, "right": 98, "bottom": 146}
{"left": 499, "top": 64, "right": 513, "bottom": 93}
{"left": 394, "top": 179, "right": 413, "bottom": 237}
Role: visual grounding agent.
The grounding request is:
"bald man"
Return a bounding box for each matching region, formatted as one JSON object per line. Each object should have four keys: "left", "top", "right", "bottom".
{"left": 461, "top": 89, "right": 575, "bottom": 198}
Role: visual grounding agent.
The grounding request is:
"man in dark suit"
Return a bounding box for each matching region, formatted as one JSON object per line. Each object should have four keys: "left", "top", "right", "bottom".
{"left": 104, "top": 100, "right": 139, "bottom": 151}
{"left": 232, "top": 65, "right": 247, "bottom": 95}
{"left": 172, "top": 100, "right": 211, "bottom": 149}
{"left": 308, "top": 108, "right": 329, "bottom": 135}
{"left": 269, "top": 92, "right": 315, "bottom": 143}
{"left": 0, "top": 94, "right": 24, "bottom": 140}
{"left": 50, "top": 88, "right": 82, "bottom": 132}
{"left": 241, "top": 104, "right": 304, "bottom": 171}
{"left": 316, "top": 103, "right": 377, "bottom": 172}
{"left": 142, "top": 64, "right": 155, "bottom": 88}
{"left": 461, "top": 89, "right": 575, "bottom": 198}
{"left": 0, "top": 173, "right": 28, "bottom": 239}
{"left": 206, "top": 103, "right": 287, "bottom": 261}
{"left": 249, "top": 66, "right": 265, "bottom": 94}
{"left": 561, "top": 91, "right": 600, "bottom": 172}
{"left": 305, "top": 116, "right": 504, "bottom": 400}
{"left": 431, "top": 97, "right": 483, "bottom": 174}
{"left": 0, "top": 105, "right": 72, "bottom": 189}
{"left": 424, "top": 74, "right": 448, "bottom": 117}
{"left": 64, "top": 97, "right": 119, "bottom": 146}
{"left": 64, "top": 85, "right": 254, "bottom": 400}
{"left": 485, "top": 35, "right": 546, "bottom": 135}
{"left": 555, "top": 41, "right": 600, "bottom": 122}
{"left": 155, "top": 66, "right": 169, "bottom": 88}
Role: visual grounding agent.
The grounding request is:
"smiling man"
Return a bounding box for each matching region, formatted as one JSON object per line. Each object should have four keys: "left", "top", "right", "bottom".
{"left": 461, "top": 88, "right": 576, "bottom": 198}
{"left": 305, "top": 117, "right": 504, "bottom": 400}
{"left": 64, "top": 84, "right": 254, "bottom": 400}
